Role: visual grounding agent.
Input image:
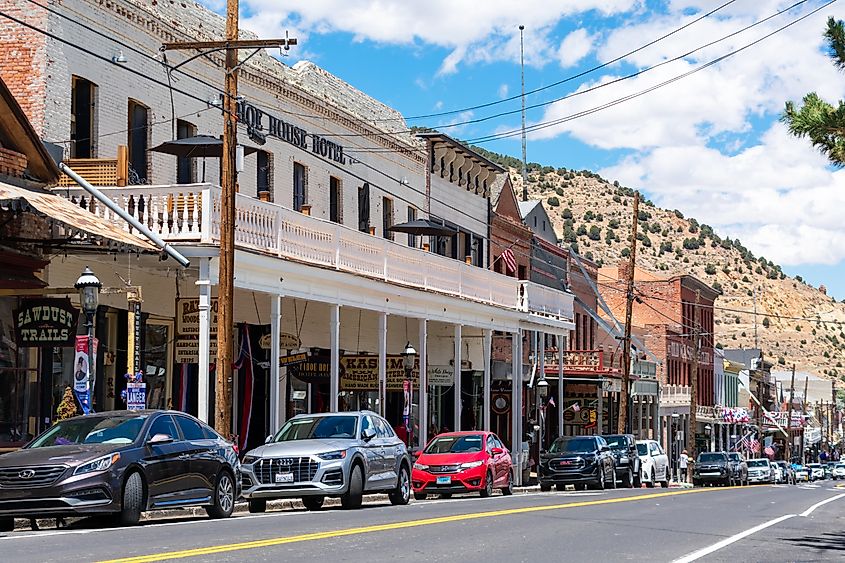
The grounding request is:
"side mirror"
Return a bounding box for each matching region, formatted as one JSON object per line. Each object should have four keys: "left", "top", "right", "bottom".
{"left": 265, "top": 434, "right": 274, "bottom": 444}
{"left": 362, "top": 427, "right": 376, "bottom": 442}
{"left": 147, "top": 433, "right": 174, "bottom": 446}
{"left": 491, "top": 447, "right": 504, "bottom": 456}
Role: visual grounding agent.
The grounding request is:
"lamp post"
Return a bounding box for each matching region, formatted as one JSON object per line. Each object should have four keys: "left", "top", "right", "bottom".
{"left": 75, "top": 266, "right": 101, "bottom": 413}
{"left": 402, "top": 341, "right": 417, "bottom": 450}
{"left": 705, "top": 424, "right": 713, "bottom": 452}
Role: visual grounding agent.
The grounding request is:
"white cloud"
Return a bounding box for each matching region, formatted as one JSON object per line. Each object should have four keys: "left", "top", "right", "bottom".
{"left": 558, "top": 28, "right": 596, "bottom": 67}
{"left": 498, "top": 83, "right": 509, "bottom": 98}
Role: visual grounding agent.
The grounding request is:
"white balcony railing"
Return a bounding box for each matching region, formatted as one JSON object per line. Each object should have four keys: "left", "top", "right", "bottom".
{"left": 661, "top": 384, "right": 691, "bottom": 406}
{"left": 57, "top": 183, "right": 573, "bottom": 319}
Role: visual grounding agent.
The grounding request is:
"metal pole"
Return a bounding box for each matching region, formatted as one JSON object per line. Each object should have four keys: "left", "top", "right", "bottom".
{"left": 87, "top": 312, "right": 95, "bottom": 412}
{"left": 787, "top": 364, "right": 796, "bottom": 460}
{"left": 519, "top": 24, "right": 528, "bottom": 202}
{"left": 619, "top": 192, "right": 639, "bottom": 434}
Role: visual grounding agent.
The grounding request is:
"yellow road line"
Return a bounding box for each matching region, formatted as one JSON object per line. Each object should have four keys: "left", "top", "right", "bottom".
{"left": 100, "top": 488, "right": 725, "bottom": 563}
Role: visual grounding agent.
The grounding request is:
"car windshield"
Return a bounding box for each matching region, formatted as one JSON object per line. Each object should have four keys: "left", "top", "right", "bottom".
{"left": 748, "top": 460, "right": 768, "bottom": 467}
{"left": 604, "top": 435, "right": 628, "bottom": 450}
{"left": 727, "top": 453, "right": 741, "bottom": 462}
{"left": 636, "top": 443, "right": 648, "bottom": 456}
{"left": 425, "top": 435, "right": 483, "bottom": 454}
{"left": 698, "top": 453, "right": 725, "bottom": 463}
{"left": 808, "top": 464, "right": 822, "bottom": 468}
{"left": 549, "top": 437, "right": 596, "bottom": 454}
{"left": 28, "top": 415, "right": 148, "bottom": 448}
{"left": 836, "top": 464, "right": 845, "bottom": 469}
{"left": 274, "top": 415, "right": 358, "bottom": 441}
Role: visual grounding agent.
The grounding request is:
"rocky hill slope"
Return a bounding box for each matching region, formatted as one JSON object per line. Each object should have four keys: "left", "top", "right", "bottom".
{"left": 475, "top": 147, "right": 845, "bottom": 388}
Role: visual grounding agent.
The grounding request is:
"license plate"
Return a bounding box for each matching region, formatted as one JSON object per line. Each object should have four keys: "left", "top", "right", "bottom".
{"left": 275, "top": 472, "right": 294, "bottom": 483}
{"left": 436, "top": 476, "right": 452, "bottom": 485}
{"left": 558, "top": 460, "right": 572, "bottom": 465}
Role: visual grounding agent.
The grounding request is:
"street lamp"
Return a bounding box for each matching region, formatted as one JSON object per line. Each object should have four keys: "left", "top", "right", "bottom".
{"left": 402, "top": 341, "right": 417, "bottom": 449}
{"left": 75, "top": 266, "right": 101, "bottom": 414}
{"left": 705, "top": 424, "right": 712, "bottom": 452}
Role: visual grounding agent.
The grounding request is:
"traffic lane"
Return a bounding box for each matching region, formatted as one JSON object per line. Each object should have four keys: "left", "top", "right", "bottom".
{"left": 0, "top": 487, "right": 695, "bottom": 562}
{"left": 152, "top": 485, "right": 836, "bottom": 563}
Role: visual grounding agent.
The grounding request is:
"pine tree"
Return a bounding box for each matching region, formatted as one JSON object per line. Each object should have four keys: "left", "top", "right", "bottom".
{"left": 56, "top": 386, "right": 78, "bottom": 421}
{"left": 782, "top": 17, "right": 845, "bottom": 165}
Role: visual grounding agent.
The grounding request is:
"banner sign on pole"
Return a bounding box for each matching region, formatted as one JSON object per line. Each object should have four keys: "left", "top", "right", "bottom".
{"left": 73, "top": 335, "right": 98, "bottom": 415}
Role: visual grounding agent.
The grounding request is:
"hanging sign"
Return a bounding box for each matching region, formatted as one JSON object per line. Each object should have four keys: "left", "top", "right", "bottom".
{"left": 175, "top": 298, "right": 219, "bottom": 363}
{"left": 14, "top": 298, "right": 78, "bottom": 347}
{"left": 258, "top": 332, "right": 301, "bottom": 350}
{"left": 339, "top": 355, "right": 419, "bottom": 391}
{"left": 427, "top": 365, "right": 454, "bottom": 386}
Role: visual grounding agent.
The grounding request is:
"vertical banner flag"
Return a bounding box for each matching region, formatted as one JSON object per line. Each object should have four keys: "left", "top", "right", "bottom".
{"left": 402, "top": 379, "right": 411, "bottom": 433}
{"left": 73, "top": 335, "right": 98, "bottom": 414}
{"left": 234, "top": 324, "right": 254, "bottom": 453}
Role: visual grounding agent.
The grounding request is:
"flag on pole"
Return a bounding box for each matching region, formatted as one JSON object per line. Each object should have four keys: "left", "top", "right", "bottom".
{"left": 572, "top": 402, "right": 580, "bottom": 412}
{"left": 501, "top": 248, "right": 517, "bottom": 273}
{"left": 548, "top": 396, "right": 556, "bottom": 408}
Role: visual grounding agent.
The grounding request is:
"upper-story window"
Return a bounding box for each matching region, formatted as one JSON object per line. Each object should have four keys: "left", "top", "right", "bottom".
{"left": 176, "top": 119, "right": 196, "bottom": 184}
{"left": 330, "top": 176, "right": 342, "bottom": 223}
{"left": 358, "top": 183, "right": 370, "bottom": 232}
{"left": 382, "top": 197, "right": 394, "bottom": 240}
{"left": 407, "top": 207, "right": 417, "bottom": 247}
{"left": 257, "top": 150, "right": 272, "bottom": 200}
{"left": 127, "top": 100, "right": 149, "bottom": 183}
{"left": 70, "top": 76, "right": 97, "bottom": 158}
{"left": 293, "top": 161, "right": 307, "bottom": 211}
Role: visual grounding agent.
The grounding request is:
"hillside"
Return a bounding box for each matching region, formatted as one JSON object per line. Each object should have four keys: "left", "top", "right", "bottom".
{"left": 474, "top": 147, "right": 845, "bottom": 389}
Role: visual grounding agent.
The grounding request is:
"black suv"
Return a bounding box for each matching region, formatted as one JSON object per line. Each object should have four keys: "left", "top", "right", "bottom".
{"left": 603, "top": 434, "right": 642, "bottom": 488}
{"left": 539, "top": 436, "right": 616, "bottom": 491}
{"left": 693, "top": 452, "right": 731, "bottom": 486}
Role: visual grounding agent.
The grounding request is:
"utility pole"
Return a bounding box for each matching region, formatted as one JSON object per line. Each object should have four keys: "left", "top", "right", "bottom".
{"left": 801, "top": 376, "right": 809, "bottom": 462}
{"left": 161, "top": 3, "right": 296, "bottom": 436}
{"left": 519, "top": 24, "right": 528, "bottom": 202}
{"left": 618, "top": 191, "right": 639, "bottom": 434}
{"left": 688, "top": 289, "right": 701, "bottom": 461}
{"left": 752, "top": 286, "right": 758, "bottom": 349}
{"left": 787, "top": 364, "right": 796, "bottom": 460}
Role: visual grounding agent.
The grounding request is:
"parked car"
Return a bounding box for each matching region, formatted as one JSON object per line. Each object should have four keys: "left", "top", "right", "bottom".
{"left": 726, "top": 452, "right": 748, "bottom": 486}
{"left": 832, "top": 463, "right": 845, "bottom": 480}
{"left": 603, "top": 434, "right": 641, "bottom": 488}
{"left": 412, "top": 431, "right": 513, "bottom": 499}
{"left": 774, "top": 461, "right": 795, "bottom": 485}
{"left": 636, "top": 439, "right": 670, "bottom": 488}
{"left": 807, "top": 463, "right": 825, "bottom": 481}
{"left": 793, "top": 464, "right": 810, "bottom": 482}
{"left": 692, "top": 452, "right": 731, "bottom": 486}
{"left": 823, "top": 463, "right": 833, "bottom": 480}
{"left": 539, "top": 436, "right": 616, "bottom": 491}
{"left": 771, "top": 462, "right": 784, "bottom": 483}
{"left": 747, "top": 458, "right": 774, "bottom": 484}
{"left": 0, "top": 410, "right": 240, "bottom": 531}
{"left": 240, "top": 411, "right": 411, "bottom": 511}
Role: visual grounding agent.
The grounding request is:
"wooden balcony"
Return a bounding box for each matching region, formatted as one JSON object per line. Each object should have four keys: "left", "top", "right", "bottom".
{"left": 56, "top": 145, "right": 128, "bottom": 187}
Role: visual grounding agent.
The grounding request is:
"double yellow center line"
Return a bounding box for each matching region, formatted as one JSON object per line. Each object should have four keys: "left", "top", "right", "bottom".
{"left": 101, "top": 488, "right": 721, "bottom": 563}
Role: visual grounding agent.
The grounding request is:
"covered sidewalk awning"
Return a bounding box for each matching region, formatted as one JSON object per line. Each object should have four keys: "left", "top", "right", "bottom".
{"left": 0, "top": 182, "right": 156, "bottom": 250}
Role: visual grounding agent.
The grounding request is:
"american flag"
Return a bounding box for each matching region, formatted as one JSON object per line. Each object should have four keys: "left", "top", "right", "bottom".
{"left": 749, "top": 438, "right": 761, "bottom": 453}
{"left": 501, "top": 248, "right": 517, "bottom": 273}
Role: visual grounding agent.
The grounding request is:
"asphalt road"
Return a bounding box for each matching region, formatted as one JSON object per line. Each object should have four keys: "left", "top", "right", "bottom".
{"left": 3, "top": 481, "right": 844, "bottom": 562}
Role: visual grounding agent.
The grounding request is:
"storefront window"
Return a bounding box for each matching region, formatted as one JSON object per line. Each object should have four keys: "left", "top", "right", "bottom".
{"left": 144, "top": 321, "right": 172, "bottom": 410}
{"left": 0, "top": 298, "right": 28, "bottom": 446}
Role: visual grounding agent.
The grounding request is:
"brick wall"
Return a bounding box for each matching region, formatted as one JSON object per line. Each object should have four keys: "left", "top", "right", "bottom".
{"left": 0, "top": 146, "right": 27, "bottom": 177}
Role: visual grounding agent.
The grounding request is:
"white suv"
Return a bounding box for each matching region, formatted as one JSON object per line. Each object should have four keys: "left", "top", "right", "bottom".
{"left": 747, "top": 458, "right": 773, "bottom": 484}
{"left": 833, "top": 463, "right": 845, "bottom": 480}
{"left": 636, "top": 439, "right": 670, "bottom": 488}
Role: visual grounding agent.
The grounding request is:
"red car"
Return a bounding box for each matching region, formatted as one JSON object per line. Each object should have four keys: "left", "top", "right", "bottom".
{"left": 412, "top": 431, "right": 513, "bottom": 499}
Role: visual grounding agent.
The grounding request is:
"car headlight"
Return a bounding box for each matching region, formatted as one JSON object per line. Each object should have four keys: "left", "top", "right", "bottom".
{"left": 318, "top": 450, "right": 347, "bottom": 461}
{"left": 413, "top": 463, "right": 429, "bottom": 471}
{"left": 242, "top": 455, "right": 259, "bottom": 465}
{"left": 73, "top": 453, "right": 120, "bottom": 476}
{"left": 460, "top": 461, "right": 484, "bottom": 469}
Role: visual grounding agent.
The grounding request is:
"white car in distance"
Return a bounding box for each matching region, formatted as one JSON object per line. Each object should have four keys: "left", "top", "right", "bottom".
{"left": 636, "top": 439, "right": 670, "bottom": 488}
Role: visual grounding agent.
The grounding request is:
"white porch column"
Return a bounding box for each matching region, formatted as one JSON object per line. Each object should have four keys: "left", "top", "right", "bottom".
{"left": 330, "top": 304, "right": 340, "bottom": 412}
{"left": 270, "top": 295, "right": 282, "bottom": 432}
{"left": 511, "top": 330, "right": 523, "bottom": 486}
{"left": 419, "top": 319, "right": 428, "bottom": 447}
{"left": 196, "top": 257, "right": 211, "bottom": 423}
{"left": 557, "top": 333, "right": 565, "bottom": 440}
{"left": 378, "top": 312, "right": 388, "bottom": 417}
{"left": 482, "top": 328, "right": 492, "bottom": 431}
{"left": 454, "top": 324, "right": 462, "bottom": 431}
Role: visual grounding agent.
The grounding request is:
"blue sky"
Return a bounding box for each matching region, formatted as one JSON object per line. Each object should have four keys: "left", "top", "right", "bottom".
{"left": 208, "top": 0, "right": 845, "bottom": 298}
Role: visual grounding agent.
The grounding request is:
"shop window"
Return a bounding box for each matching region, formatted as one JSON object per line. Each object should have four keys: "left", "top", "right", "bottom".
{"left": 382, "top": 197, "right": 394, "bottom": 240}
{"left": 293, "top": 162, "right": 307, "bottom": 211}
{"left": 127, "top": 100, "right": 150, "bottom": 183}
{"left": 176, "top": 119, "right": 196, "bottom": 184}
{"left": 142, "top": 320, "right": 172, "bottom": 410}
{"left": 257, "top": 150, "right": 272, "bottom": 200}
{"left": 70, "top": 76, "right": 97, "bottom": 158}
{"left": 330, "top": 176, "right": 342, "bottom": 223}
{"left": 407, "top": 207, "right": 417, "bottom": 247}
{"left": 358, "top": 183, "right": 370, "bottom": 232}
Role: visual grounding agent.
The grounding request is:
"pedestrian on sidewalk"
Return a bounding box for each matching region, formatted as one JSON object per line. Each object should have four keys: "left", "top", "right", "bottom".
{"left": 678, "top": 449, "right": 689, "bottom": 483}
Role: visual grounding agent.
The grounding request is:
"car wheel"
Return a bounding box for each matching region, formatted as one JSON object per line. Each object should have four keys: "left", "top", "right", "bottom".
{"left": 609, "top": 467, "right": 617, "bottom": 489}
{"left": 660, "top": 473, "right": 670, "bottom": 488}
{"left": 205, "top": 471, "right": 235, "bottom": 519}
{"left": 575, "top": 483, "right": 586, "bottom": 491}
{"left": 595, "top": 469, "right": 606, "bottom": 491}
{"left": 248, "top": 498, "right": 267, "bottom": 513}
{"left": 633, "top": 467, "right": 642, "bottom": 488}
{"left": 389, "top": 465, "right": 411, "bottom": 506}
{"left": 440, "top": 493, "right": 452, "bottom": 499}
{"left": 118, "top": 471, "right": 144, "bottom": 526}
{"left": 556, "top": 483, "right": 567, "bottom": 492}
{"left": 480, "top": 471, "right": 494, "bottom": 498}
{"left": 693, "top": 479, "right": 700, "bottom": 487}
{"left": 540, "top": 483, "right": 553, "bottom": 492}
{"left": 302, "top": 496, "right": 324, "bottom": 511}
{"left": 646, "top": 469, "right": 655, "bottom": 488}
{"left": 413, "top": 493, "right": 427, "bottom": 501}
{"left": 623, "top": 468, "right": 633, "bottom": 488}
{"left": 502, "top": 471, "right": 514, "bottom": 496}
{"left": 0, "top": 517, "right": 14, "bottom": 533}
{"left": 341, "top": 464, "right": 364, "bottom": 509}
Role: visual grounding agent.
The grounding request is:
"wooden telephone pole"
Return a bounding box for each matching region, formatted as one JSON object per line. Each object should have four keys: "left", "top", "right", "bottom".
{"left": 688, "top": 289, "right": 701, "bottom": 461}
{"left": 161, "top": 0, "right": 295, "bottom": 435}
{"left": 786, "top": 364, "right": 796, "bottom": 460}
{"left": 800, "top": 376, "right": 809, "bottom": 462}
{"left": 618, "top": 191, "right": 639, "bottom": 434}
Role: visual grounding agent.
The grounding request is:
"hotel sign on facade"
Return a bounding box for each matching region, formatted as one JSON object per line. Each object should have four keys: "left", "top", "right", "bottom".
{"left": 175, "top": 298, "right": 218, "bottom": 363}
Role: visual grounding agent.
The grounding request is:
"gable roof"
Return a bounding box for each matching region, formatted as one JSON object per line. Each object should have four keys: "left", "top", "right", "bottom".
{"left": 0, "top": 76, "right": 59, "bottom": 184}
{"left": 517, "top": 200, "right": 541, "bottom": 219}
